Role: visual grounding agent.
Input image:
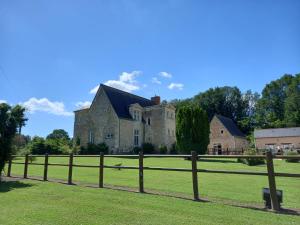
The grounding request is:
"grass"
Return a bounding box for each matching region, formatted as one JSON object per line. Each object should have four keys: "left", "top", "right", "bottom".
{"left": 8, "top": 156, "right": 300, "bottom": 209}
{"left": 1, "top": 179, "right": 300, "bottom": 225}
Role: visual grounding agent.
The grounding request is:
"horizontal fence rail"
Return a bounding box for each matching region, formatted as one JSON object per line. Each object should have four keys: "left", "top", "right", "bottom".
{"left": 7, "top": 152, "right": 300, "bottom": 212}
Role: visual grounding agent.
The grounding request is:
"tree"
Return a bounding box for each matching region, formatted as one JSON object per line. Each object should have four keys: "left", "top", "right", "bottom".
{"left": 46, "top": 129, "right": 70, "bottom": 141}
{"left": 0, "top": 103, "right": 26, "bottom": 180}
{"left": 176, "top": 106, "right": 209, "bottom": 154}
{"left": 256, "top": 74, "right": 294, "bottom": 128}
{"left": 284, "top": 74, "right": 300, "bottom": 127}
{"left": 12, "top": 105, "right": 28, "bottom": 135}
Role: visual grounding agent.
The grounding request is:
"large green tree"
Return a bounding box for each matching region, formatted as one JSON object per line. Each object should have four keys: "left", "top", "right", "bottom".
{"left": 0, "top": 103, "right": 26, "bottom": 180}
{"left": 284, "top": 74, "right": 300, "bottom": 127}
{"left": 176, "top": 106, "right": 209, "bottom": 154}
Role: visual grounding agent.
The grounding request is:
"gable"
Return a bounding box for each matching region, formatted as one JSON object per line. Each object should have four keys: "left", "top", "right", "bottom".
{"left": 214, "top": 115, "right": 245, "bottom": 138}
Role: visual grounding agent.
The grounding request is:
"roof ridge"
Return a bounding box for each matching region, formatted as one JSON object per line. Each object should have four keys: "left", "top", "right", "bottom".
{"left": 101, "top": 84, "right": 153, "bottom": 103}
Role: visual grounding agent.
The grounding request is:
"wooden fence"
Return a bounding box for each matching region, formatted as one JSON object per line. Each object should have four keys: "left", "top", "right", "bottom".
{"left": 7, "top": 151, "right": 300, "bottom": 212}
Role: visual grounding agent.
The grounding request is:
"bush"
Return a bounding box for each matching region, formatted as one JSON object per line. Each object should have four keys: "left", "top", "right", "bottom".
{"left": 285, "top": 151, "right": 300, "bottom": 163}
{"left": 141, "top": 143, "right": 155, "bottom": 154}
{"left": 238, "top": 149, "right": 265, "bottom": 166}
{"left": 132, "top": 146, "right": 142, "bottom": 154}
{"left": 170, "top": 143, "right": 178, "bottom": 155}
{"left": 79, "top": 143, "right": 109, "bottom": 155}
{"left": 159, "top": 145, "right": 168, "bottom": 154}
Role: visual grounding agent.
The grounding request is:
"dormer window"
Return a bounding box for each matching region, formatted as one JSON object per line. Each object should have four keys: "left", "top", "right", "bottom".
{"left": 133, "top": 110, "right": 140, "bottom": 121}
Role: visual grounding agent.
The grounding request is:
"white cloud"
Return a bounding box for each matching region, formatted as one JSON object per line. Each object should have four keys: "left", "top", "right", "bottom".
{"left": 21, "top": 98, "right": 73, "bottom": 116}
{"left": 0, "top": 100, "right": 7, "bottom": 103}
{"left": 168, "top": 83, "right": 184, "bottom": 90}
{"left": 75, "top": 101, "right": 91, "bottom": 109}
{"left": 151, "top": 77, "right": 162, "bottom": 84}
{"left": 90, "top": 85, "right": 99, "bottom": 94}
{"left": 159, "top": 71, "right": 172, "bottom": 78}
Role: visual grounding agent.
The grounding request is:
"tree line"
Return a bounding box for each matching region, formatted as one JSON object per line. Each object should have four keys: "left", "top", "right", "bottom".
{"left": 171, "top": 73, "right": 300, "bottom": 135}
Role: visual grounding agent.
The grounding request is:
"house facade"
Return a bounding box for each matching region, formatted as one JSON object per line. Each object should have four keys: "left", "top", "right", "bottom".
{"left": 254, "top": 127, "right": 300, "bottom": 153}
{"left": 73, "top": 84, "right": 176, "bottom": 153}
{"left": 208, "top": 115, "right": 248, "bottom": 154}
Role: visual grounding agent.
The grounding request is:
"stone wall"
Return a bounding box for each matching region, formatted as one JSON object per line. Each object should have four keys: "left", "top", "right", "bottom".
{"left": 255, "top": 136, "right": 300, "bottom": 150}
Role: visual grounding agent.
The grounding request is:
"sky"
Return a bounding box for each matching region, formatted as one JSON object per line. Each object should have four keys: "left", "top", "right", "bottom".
{"left": 1, "top": 0, "right": 300, "bottom": 137}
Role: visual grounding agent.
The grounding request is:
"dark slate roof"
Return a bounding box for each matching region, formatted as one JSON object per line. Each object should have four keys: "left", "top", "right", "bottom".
{"left": 254, "top": 127, "right": 300, "bottom": 138}
{"left": 101, "top": 84, "right": 156, "bottom": 119}
{"left": 215, "top": 115, "right": 245, "bottom": 137}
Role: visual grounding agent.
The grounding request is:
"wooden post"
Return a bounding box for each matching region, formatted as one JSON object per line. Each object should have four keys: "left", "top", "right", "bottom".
{"left": 43, "top": 153, "right": 49, "bottom": 181}
{"left": 191, "top": 151, "right": 199, "bottom": 201}
{"left": 68, "top": 153, "right": 73, "bottom": 185}
{"left": 139, "top": 151, "right": 144, "bottom": 193}
{"left": 24, "top": 154, "right": 29, "bottom": 178}
{"left": 266, "top": 151, "right": 280, "bottom": 211}
{"left": 99, "top": 152, "right": 104, "bottom": 188}
{"left": 7, "top": 156, "right": 12, "bottom": 177}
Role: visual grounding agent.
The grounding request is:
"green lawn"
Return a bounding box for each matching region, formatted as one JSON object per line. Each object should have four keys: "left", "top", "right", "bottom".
{"left": 8, "top": 156, "right": 300, "bottom": 209}
{"left": 1, "top": 179, "right": 300, "bottom": 225}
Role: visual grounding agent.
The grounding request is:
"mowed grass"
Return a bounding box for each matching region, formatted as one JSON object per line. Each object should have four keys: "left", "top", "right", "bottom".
{"left": 1, "top": 180, "right": 300, "bottom": 225}
{"left": 8, "top": 156, "right": 300, "bottom": 209}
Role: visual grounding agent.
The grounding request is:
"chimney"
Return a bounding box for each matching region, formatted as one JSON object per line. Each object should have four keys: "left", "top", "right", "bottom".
{"left": 151, "top": 96, "right": 161, "bottom": 105}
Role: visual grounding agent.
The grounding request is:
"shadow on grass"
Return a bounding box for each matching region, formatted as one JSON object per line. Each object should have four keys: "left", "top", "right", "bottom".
{"left": 0, "top": 180, "right": 34, "bottom": 193}
{"left": 198, "top": 159, "right": 238, "bottom": 163}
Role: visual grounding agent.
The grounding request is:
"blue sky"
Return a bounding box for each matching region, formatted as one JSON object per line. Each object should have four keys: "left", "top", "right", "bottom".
{"left": 1, "top": 0, "right": 299, "bottom": 137}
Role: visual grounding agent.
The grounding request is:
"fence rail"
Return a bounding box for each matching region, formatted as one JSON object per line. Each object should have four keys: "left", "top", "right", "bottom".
{"left": 7, "top": 152, "right": 300, "bottom": 212}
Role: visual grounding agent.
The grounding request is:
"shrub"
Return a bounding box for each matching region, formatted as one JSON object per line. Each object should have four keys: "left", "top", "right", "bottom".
{"left": 132, "top": 146, "right": 142, "bottom": 154}
{"left": 238, "top": 149, "right": 265, "bottom": 166}
{"left": 79, "top": 143, "right": 109, "bottom": 155}
{"left": 284, "top": 151, "right": 300, "bottom": 163}
{"left": 141, "top": 143, "right": 155, "bottom": 154}
{"left": 170, "top": 143, "right": 178, "bottom": 155}
{"left": 159, "top": 145, "right": 168, "bottom": 154}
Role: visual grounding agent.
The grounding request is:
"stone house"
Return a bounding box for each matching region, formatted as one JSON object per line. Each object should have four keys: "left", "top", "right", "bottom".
{"left": 254, "top": 127, "right": 300, "bottom": 153}
{"left": 73, "top": 84, "right": 176, "bottom": 153}
{"left": 208, "top": 115, "right": 248, "bottom": 154}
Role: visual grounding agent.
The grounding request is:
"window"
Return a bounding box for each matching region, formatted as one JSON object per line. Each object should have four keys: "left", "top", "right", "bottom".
{"left": 221, "top": 130, "right": 224, "bottom": 134}
{"left": 88, "top": 130, "right": 94, "bottom": 144}
{"left": 105, "top": 133, "right": 113, "bottom": 139}
{"left": 147, "top": 118, "right": 151, "bottom": 125}
{"left": 133, "top": 110, "right": 140, "bottom": 121}
{"left": 134, "top": 129, "right": 139, "bottom": 146}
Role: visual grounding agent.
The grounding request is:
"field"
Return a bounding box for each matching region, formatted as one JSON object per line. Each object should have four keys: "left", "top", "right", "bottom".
{"left": 1, "top": 156, "right": 300, "bottom": 224}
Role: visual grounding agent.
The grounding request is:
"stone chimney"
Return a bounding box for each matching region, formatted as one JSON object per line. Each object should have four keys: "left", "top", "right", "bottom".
{"left": 151, "top": 96, "right": 161, "bottom": 105}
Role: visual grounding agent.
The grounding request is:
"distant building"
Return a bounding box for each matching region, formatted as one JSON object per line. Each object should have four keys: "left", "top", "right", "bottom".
{"left": 73, "top": 84, "right": 176, "bottom": 153}
{"left": 254, "top": 127, "right": 300, "bottom": 153}
{"left": 208, "top": 115, "right": 248, "bottom": 154}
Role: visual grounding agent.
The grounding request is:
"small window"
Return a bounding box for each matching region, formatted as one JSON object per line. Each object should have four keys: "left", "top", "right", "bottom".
{"left": 88, "top": 130, "right": 94, "bottom": 144}
{"left": 105, "top": 133, "right": 113, "bottom": 139}
{"left": 221, "top": 130, "right": 224, "bottom": 134}
{"left": 168, "top": 129, "right": 170, "bottom": 136}
{"left": 147, "top": 118, "right": 151, "bottom": 125}
{"left": 134, "top": 129, "right": 139, "bottom": 146}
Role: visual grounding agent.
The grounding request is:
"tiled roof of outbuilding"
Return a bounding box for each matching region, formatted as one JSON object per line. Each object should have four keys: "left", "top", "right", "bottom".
{"left": 254, "top": 127, "right": 300, "bottom": 138}
{"left": 215, "top": 115, "right": 246, "bottom": 137}
{"left": 101, "top": 84, "right": 156, "bottom": 119}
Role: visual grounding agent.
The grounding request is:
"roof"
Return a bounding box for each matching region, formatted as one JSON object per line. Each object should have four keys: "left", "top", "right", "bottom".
{"left": 101, "top": 84, "right": 156, "bottom": 119}
{"left": 254, "top": 127, "right": 300, "bottom": 138}
{"left": 215, "top": 115, "right": 245, "bottom": 137}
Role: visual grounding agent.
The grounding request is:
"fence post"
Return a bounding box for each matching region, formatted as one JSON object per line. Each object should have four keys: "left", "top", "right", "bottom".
{"left": 99, "top": 152, "right": 104, "bottom": 188}
{"left": 7, "top": 156, "right": 12, "bottom": 177}
{"left": 68, "top": 153, "right": 73, "bottom": 185}
{"left": 43, "top": 153, "right": 49, "bottom": 181}
{"left": 24, "top": 154, "right": 29, "bottom": 178}
{"left": 139, "top": 151, "right": 144, "bottom": 193}
{"left": 191, "top": 151, "right": 199, "bottom": 201}
{"left": 266, "top": 151, "right": 280, "bottom": 211}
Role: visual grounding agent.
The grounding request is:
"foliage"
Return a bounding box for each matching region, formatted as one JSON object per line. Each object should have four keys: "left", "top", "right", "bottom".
{"left": 0, "top": 103, "right": 26, "bottom": 179}
{"left": 176, "top": 106, "right": 209, "bottom": 154}
{"left": 284, "top": 151, "right": 300, "bottom": 163}
{"left": 141, "top": 143, "right": 155, "bottom": 154}
{"left": 159, "top": 145, "right": 168, "bottom": 154}
{"left": 132, "top": 146, "right": 142, "bottom": 154}
{"left": 79, "top": 143, "right": 109, "bottom": 155}
{"left": 169, "top": 143, "right": 177, "bottom": 154}
{"left": 46, "top": 129, "right": 70, "bottom": 141}
{"left": 237, "top": 149, "right": 265, "bottom": 166}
